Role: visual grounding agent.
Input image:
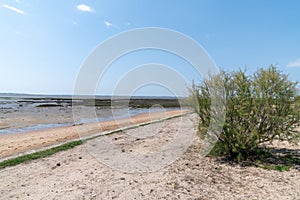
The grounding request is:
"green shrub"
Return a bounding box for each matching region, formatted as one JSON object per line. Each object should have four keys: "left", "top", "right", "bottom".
{"left": 192, "top": 65, "right": 300, "bottom": 161}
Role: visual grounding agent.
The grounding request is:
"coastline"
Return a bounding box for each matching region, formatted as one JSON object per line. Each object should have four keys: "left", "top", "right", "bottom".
{"left": 0, "top": 109, "right": 188, "bottom": 159}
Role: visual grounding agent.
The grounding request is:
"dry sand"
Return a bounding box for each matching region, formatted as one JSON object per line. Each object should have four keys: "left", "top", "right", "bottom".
{"left": 0, "top": 113, "right": 299, "bottom": 199}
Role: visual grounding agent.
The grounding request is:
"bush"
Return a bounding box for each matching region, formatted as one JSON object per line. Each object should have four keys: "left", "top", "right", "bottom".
{"left": 192, "top": 65, "right": 300, "bottom": 161}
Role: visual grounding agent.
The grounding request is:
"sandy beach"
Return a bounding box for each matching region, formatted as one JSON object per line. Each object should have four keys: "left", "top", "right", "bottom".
{"left": 2, "top": 0, "right": 300, "bottom": 199}
{"left": 0, "top": 109, "right": 186, "bottom": 159}
{"left": 0, "top": 113, "right": 299, "bottom": 199}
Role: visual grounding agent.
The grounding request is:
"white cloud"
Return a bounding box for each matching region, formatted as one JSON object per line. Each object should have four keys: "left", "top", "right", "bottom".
{"left": 2, "top": 4, "right": 25, "bottom": 15}
{"left": 287, "top": 58, "right": 300, "bottom": 67}
{"left": 104, "top": 21, "right": 113, "bottom": 28}
{"left": 76, "top": 4, "right": 94, "bottom": 12}
{"left": 77, "top": 4, "right": 93, "bottom": 12}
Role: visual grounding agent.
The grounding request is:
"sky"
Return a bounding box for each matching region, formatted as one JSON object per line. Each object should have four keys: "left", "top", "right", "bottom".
{"left": 1, "top": 0, "right": 300, "bottom": 96}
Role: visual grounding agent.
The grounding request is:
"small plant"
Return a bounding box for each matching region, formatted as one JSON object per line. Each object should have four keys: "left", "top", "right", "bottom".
{"left": 192, "top": 65, "right": 300, "bottom": 162}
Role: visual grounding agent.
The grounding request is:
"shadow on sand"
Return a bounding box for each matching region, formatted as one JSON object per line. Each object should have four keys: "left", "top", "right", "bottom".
{"left": 213, "top": 146, "right": 300, "bottom": 172}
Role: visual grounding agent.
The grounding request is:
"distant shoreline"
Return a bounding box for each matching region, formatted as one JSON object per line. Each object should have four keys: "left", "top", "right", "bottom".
{"left": 0, "top": 94, "right": 184, "bottom": 107}
{"left": 0, "top": 92, "right": 186, "bottom": 99}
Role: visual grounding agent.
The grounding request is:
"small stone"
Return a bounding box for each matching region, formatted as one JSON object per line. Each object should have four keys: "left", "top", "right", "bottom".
{"left": 56, "top": 163, "right": 61, "bottom": 167}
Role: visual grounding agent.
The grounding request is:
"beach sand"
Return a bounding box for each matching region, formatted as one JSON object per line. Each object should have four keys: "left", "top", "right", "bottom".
{"left": 0, "top": 113, "right": 299, "bottom": 199}
{"left": 0, "top": 110, "right": 187, "bottom": 159}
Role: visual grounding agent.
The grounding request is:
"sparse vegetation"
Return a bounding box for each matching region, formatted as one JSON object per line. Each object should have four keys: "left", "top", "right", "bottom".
{"left": 0, "top": 140, "right": 83, "bottom": 169}
{"left": 192, "top": 65, "right": 300, "bottom": 162}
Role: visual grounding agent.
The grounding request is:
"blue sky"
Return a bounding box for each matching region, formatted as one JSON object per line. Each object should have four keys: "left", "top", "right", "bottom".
{"left": 1, "top": 0, "right": 300, "bottom": 96}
